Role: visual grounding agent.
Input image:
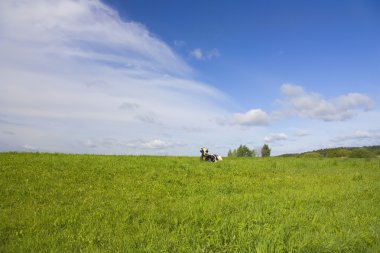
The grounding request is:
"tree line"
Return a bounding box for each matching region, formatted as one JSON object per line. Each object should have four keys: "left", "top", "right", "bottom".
{"left": 279, "top": 146, "right": 380, "bottom": 158}
{"left": 227, "top": 144, "right": 271, "bottom": 157}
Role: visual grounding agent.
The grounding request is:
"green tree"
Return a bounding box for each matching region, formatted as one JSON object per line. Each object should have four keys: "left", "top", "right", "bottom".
{"left": 227, "top": 149, "right": 237, "bottom": 157}
{"left": 261, "top": 144, "right": 271, "bottom": 157}
{"left": 326, "top": 148, "right": 350, "bottom": 158}
{"left": 300, "top": 152, "right": 320, "bottom": 158}
{"left": 349, "top": 148, "right": 374, "bottom": 158}
{"left": 237, "top": 145, "right": 254, "bottom": 157}
{"left": 228, "top": 145, "right": 255, "bottom": 157}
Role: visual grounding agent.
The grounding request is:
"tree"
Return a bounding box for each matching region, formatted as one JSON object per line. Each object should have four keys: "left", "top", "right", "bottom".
{"left": 228, "top": 145, "right": 255, "bottom": 157}
{"left": 326, "top": 148, "right": 350, "bottom": 158}
{"left": 237, "top": 145, "right": 254, "bottom": 157}
{"left": 261, "top": 144, "right": 271, "bottom": 157}
{"left": 300, "top": 152, "right": 320, "bottom": 158}
{"left": 227, "top": 149, "right": 237, "bottom": 157}
{"left": 349, "top": 148, "right": 374, "bottom": 158}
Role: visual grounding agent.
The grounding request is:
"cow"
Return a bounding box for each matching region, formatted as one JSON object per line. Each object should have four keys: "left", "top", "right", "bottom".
{"left": 200, "top": 147, "right": 223, "bottom": 162}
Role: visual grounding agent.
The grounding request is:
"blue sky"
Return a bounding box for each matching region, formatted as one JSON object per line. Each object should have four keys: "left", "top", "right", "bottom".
{"left": 0, "top": 0, "right": 379, "bottom": 155}
{"left": 110, "top": 0, "right": 380, "bottom": 107}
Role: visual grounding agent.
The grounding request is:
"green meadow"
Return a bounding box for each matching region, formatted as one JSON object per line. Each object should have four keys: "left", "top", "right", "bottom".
{"left": 1, "top": 153, "right": 379, "bottom": 252}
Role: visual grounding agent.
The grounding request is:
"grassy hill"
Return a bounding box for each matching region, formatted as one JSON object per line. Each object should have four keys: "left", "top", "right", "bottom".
{"left": 280, "top": 145, "right": 380, "bottom": 158}
{"left": 1, "top": 153, "right": 379, "bottom": 252}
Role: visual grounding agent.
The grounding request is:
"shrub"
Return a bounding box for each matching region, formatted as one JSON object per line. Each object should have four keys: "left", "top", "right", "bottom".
{"left": 349, "top": 148, "right": 375, "bottom": 158}
{"left": 300, "top": 152, "right": 321, "bottom": 158}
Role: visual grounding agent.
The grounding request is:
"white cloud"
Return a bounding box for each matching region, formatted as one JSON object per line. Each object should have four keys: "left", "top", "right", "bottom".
{"left": 352, "top": 130, "right": 373, "bottom": 139}
{"left": 264, "top": 133, "right": 288, "bottom": 143}
{"left": 0, "top": 1, "right": 191, "bottom": 75}
{"left": 173, "top": 40, "right": 186, "bottom": 48}
{"left": 190, "top": 48, "right": 203, "bottom": 60}
{"left": 81, "top": 138, "right": 185, "bottom": 154}
{"left": 1, "top": 1, "right": 377, "bottom": 157}
{"left": 206, "top": 48, "right": 220, "bottom": 59}
{"left": 281, "top": 84, "right": 304, "bottom": 97}
{"left": 233, "top": 109, "right": 270, "bottom": 126}
{"left": 190, "top": 48, "right": 220, "bottom": 60}
{"left": 141, "top": 139, "right": 172, "bottom": 149}
{"left": 118, "top": 102, "right": 140, "bottom": 110}
{"left": 294, "top": 129, "right": 311, "bottom": 137}
{"left": 332, "top": 130, "right": 380, "bottom": 143}
{"left": 278, "top": 84, "right": 375, "bottom": 121}
{"left": 0, "top": 0, "right": 231, "bottom": 155}
{"left": 22, "top": 144, "right": 38, "bottom": 152}
{"left": 335, "top": 93, "right": 375, "bottom": 111}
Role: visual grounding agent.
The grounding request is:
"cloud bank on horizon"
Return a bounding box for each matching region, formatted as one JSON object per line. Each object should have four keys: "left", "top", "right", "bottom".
{"left": 0, "top": 0, "right": 379, "bottom": 156}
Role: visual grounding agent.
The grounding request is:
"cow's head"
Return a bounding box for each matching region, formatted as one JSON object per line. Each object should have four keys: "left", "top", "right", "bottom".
{"left": 200, "top": 147, "right": 208, "bottom": 157}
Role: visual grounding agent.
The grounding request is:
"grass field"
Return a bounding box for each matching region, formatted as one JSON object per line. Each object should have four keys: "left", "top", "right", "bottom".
{"left": 1, "top": 153, "right": 379, "bottom": 252}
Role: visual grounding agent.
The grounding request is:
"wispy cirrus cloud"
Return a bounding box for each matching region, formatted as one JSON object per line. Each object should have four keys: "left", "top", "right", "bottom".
{"left": 0, "top": 0, "right": 229, "bottom": 154}
{"left": 0, "top": 1, "right": 192, "bottom": 76}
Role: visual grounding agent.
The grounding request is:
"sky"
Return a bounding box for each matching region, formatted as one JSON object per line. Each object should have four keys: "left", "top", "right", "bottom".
{"left": 0, "top": 0, "right": 379, "bottom": 156}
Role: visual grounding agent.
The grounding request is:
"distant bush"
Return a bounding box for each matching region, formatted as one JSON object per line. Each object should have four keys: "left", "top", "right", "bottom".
{"left": 326, "top": 148, "right": 351, "bottom": 158}
{"left": 367, "top": 146, "right": 380, "bottom": 156}
{"left": 281, "top": 146, "right": 380, "bottom": 158}
{"left": 349, "top": 148, "right": 375, "bottom": 158}
{"left": 300, "top": 152, "right": 321, "bottom": 158}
